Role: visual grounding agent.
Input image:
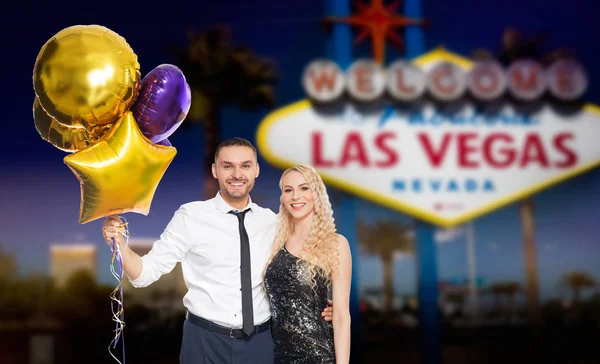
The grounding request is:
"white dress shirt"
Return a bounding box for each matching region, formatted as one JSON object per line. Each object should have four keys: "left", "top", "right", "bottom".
{"left": 128, "top": 192, "right": 277, "bottom": 328}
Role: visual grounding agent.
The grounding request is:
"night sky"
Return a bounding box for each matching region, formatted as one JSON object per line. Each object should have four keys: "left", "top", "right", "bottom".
{"left": 1, "top": 0, "right": 599, "bottom": 301}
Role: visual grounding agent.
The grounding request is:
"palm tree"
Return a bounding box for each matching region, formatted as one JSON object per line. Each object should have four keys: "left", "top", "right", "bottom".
{"left": 472, "top": 27, "right": 571, "bottom": 67}
{"left": 472, "top": 28, "right": 576, "bottom": 325}
{"left": 519, "top": 199, "right": 542, "bottom": 324}
{"left": 172, "top": 25, "right": 279, "bottom": 199}
{"left": 560, "top": 271, "right": 597, "bottom": 304}
{"left": 358, "top": 220, "right": 414, "bottom": 312}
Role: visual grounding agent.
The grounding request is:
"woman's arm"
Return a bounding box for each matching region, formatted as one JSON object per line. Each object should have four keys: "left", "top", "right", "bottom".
{"left": 331, "top": 234, "right": 352, "bottom": 364}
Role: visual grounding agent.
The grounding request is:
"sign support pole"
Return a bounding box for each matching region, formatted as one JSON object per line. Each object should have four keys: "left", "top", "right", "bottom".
{"left": 262, "top": 3, "right": 600, "bottom": 363}
{"left": 415, "top": 222, "right": 443, "bottom": 364}
{"left": 466, "top": 221, "right": 479, "bottom": 321}
{"left": 324, "top": 0, "right": 361, "bottom": 363}
{"left": 405, "top": 1, "right": 443, "bottom": 363}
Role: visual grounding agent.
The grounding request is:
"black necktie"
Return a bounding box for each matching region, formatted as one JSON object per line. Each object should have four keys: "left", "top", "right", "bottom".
{"left": 229, "top": 209, "right": 254, "bottom": 336}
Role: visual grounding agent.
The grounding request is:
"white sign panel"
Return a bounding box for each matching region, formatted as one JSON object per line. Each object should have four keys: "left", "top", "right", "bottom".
{"left": 256, "top": 49, "right": 600, "bottom": 227}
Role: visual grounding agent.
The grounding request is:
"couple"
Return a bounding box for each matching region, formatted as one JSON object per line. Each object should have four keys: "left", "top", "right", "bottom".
{"left": 103, "top": 137, "right": 352, "bottom": 363}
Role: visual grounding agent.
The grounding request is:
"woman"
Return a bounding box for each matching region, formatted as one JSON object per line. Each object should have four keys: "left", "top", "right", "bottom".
{"left": 263, "top": 165, "right": 352, "bottom": 363}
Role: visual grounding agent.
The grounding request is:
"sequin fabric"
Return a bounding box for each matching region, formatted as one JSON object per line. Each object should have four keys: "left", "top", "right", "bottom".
{"left": 264, "top": 247, "right": 335, "bottom": 363}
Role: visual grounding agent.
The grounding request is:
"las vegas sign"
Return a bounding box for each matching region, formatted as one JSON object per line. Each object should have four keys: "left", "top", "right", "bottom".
{"left": 256, "top": 48, "right": 600, "bottom": 227}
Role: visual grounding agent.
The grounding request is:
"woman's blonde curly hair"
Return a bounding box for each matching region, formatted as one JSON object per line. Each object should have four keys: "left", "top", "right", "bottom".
{"left": 263, "top": 164, "right": 339, "bottom": 290}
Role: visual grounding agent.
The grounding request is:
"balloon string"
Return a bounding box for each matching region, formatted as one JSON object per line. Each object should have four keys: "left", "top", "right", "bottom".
{"left": 106, "top": 218, "right": 129, "bottom": 364}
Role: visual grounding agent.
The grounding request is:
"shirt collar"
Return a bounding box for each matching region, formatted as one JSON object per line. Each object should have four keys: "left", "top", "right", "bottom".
{"left": 214, "top": 191, "right": 253, "bottom": 214}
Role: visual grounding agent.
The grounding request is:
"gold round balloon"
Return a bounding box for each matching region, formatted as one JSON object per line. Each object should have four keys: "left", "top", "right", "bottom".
{"left": 33, "top": 97, "right": 113, "bottom": 152}
{"left": 33, "top": 25, "right": 141, "bottom": 129}
{"left": 33, "top": 97, "right": 89, "bottom": 152}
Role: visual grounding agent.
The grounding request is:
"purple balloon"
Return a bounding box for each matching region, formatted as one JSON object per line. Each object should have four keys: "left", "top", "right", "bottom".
{"left": 131, "top": 64, "right": 192, "bottom": 143}
{"left": 156, "top": 138, "right": 172, "bottom": 147}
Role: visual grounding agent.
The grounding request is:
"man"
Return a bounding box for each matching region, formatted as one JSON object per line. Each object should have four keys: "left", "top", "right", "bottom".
{"left": 103, "top": 137, "right": 333, "bottom": 364}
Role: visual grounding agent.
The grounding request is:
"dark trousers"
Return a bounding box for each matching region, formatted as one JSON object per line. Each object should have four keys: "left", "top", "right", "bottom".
{"left": 180, "top": 319, "right": 274, "bottom": 364}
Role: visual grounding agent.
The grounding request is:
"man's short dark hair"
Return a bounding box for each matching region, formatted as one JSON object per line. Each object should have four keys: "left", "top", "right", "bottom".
{"left": 214, "top": 137, "right": 258, "bottom": 162}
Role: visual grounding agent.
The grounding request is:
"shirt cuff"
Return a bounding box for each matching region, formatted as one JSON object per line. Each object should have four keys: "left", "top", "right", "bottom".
{"left": 126, "top": 255, "right": 149, "bottom": 288}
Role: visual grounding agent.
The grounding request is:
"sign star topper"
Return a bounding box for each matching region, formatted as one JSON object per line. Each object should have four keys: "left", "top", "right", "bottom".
{"left": 324, "top": 0, "right": 429, "bottom": 64}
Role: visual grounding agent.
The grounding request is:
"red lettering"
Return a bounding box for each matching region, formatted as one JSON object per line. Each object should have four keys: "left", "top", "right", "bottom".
{"left": 556, "top": 66, "right": 574, "bottom": 93}
{"left": 374, "top": 132, "right": 399, "bottom": 167}
{"left": 308, "top": 68, "right": 338, "bottom": 92}
{"left": 473, "top": 67, "right": 499, "bottom": 94}
{"left": 340, "top": 132, "right": 369, "bottom": 167}
{"left": 354, "top": 66, "right": 373, "bottom": 94}
{"left": 553, "top": 132, "right": 577, "bottom": 168}
{"left": 418, "top": 132, "right": 575, "bottom": 170}
{"left": 520, "top": 133, "right": 549, "bottom": 168}
{"left": 396, "top": 69, "right": 415, "bottom": 93}
{"left": 483, "top": 133, "right": 516, "bottom": 168}
{"left": 418, "top": 133, "right": 452, "bottom": 167}
{"left": 457, "top": 133, "right": 479, "bottom": 168}
{"left": 511, "top": 67, "right": 539, "bottom": 91}
{"left": 315, "top": 131, "right": 573, "bottom": 170}
{"left": 433, "top": 66, "right": 455, "bottom": 95}
{"left": 311, "top": 132, "right": 334, "bottom": 167}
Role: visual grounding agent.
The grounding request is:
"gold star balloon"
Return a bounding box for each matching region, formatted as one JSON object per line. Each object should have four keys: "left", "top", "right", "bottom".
{"left": 33, "top": 25, "right": 141, "bottom": 129}
{"left": 64, "top": 111, "right": 177, "bottom": 224}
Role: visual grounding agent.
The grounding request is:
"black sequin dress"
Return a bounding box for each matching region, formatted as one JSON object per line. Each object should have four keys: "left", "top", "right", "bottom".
{"left": 264, "top": 247, "right": 335, "bottom": 364}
